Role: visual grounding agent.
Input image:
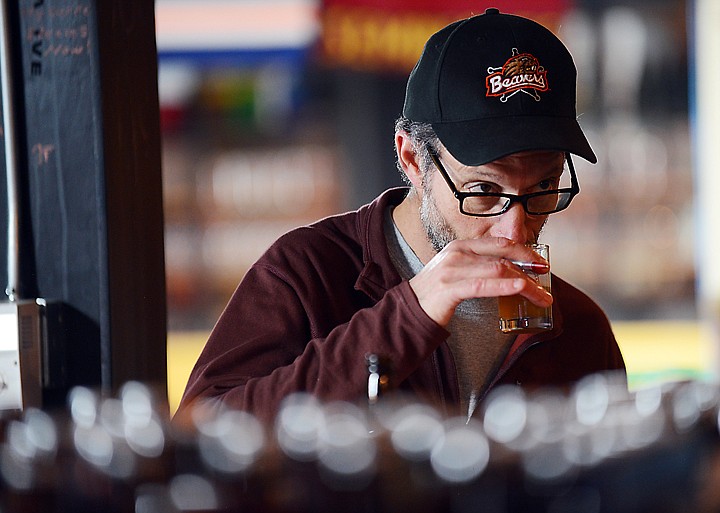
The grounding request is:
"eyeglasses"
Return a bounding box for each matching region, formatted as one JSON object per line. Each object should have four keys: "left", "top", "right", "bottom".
{"left": 427, "top": 147, "right": 580, "bottom": 217}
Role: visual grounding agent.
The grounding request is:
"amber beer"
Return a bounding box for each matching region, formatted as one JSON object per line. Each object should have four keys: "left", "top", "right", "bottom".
{"left": 498, "top": 244, "right": 552, "bottom": 333}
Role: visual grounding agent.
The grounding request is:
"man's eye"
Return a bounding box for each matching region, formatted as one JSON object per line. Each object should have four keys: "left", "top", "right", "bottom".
{"left": 537, "top": 179, "right": 558, "bottom": 191}
{"left": 469, "top": 183, "right": 497, "bottom": 193}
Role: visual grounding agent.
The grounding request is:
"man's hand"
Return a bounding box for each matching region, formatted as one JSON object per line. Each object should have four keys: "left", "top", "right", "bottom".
{"left": 408, "top": 237, "right": 552, "bottom": 327}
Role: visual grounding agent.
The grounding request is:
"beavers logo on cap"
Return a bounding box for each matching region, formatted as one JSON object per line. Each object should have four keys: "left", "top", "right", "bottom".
{"left": 486, "top": 49, "right": 548, "bottom": 102}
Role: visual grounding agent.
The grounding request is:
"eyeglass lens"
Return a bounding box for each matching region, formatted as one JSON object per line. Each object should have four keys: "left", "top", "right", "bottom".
{"left": 462, "top": 191, "right": 573, "bottom": 216}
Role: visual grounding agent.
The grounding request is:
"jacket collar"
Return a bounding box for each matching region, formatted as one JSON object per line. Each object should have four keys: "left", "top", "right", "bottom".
{"left": 354, "top": 188, "right": 409, "bottom": 300}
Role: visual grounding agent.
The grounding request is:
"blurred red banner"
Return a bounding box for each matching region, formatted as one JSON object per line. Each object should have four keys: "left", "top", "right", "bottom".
{"left": 322, "top": 0, "right": 568, "bottom": 14}
{"left": 319, "top": 0, "right": 572, "bottom": 73}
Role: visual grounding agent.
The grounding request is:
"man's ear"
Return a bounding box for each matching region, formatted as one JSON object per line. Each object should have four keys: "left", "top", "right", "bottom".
{"left": 395, "top": 131, "right": 424, "bottom": 191}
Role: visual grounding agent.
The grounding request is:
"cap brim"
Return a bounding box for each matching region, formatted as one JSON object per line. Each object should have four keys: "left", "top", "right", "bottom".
{"left": 433, "top": 116, "right": 597, "bottom": 166}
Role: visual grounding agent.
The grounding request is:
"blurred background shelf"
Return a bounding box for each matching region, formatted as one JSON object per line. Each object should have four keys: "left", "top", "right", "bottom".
{"left": 156, "top": 0, "right": 719, "bottom": 417}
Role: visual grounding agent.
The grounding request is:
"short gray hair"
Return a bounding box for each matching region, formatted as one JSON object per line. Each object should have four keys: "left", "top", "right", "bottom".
{"left": 394, "top": 116, "right": 441, "bottom": 186}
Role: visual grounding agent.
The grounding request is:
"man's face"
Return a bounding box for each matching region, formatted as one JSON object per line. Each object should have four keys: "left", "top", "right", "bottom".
{"left": 419, "top": 149, "right": 566, "bottom": 251}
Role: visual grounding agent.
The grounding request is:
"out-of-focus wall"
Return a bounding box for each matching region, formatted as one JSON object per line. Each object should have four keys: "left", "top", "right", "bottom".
{"left": 692, "top": 0, "right": 720, "bottom": 374}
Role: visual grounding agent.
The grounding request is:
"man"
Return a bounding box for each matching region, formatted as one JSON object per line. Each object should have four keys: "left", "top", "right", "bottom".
{"left": 177, "top": 9, "right": 625, "bottom": 423}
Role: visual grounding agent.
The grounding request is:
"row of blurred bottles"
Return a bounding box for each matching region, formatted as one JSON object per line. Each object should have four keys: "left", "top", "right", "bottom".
{"left": 1, "top": 374, "right": 719, "bottom": 512}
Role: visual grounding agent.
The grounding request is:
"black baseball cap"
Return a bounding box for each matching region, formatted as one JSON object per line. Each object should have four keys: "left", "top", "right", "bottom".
{"left": 402, "top": 8, "right": 596, "bottom": 166}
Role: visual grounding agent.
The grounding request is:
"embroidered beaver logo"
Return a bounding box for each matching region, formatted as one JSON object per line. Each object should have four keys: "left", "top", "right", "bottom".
{"left": 485, "top": 48, "right": 548, "bottom": 102}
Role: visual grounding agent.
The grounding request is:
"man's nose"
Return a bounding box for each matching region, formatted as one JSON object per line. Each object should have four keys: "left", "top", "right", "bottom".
{"left": 489, "top": 203, "right": 529, "bottom": 243}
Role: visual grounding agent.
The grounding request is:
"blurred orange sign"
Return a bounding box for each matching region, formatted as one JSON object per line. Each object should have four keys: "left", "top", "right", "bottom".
{"left": 319, "top": 0, "right": 570, "bottom": 73}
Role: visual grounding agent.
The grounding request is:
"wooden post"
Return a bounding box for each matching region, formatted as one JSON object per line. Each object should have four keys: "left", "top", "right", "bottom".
{"left": 0, "top": 0, "right": 166, "bottom": 405}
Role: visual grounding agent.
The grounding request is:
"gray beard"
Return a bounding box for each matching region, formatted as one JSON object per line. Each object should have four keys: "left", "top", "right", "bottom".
{"left": 420, "top": 190, "right": 457, "bottom": 253}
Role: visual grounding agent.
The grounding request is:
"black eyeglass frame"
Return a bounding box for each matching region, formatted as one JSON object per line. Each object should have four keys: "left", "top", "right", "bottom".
{"left": 427, "top": 147, "right": 580, "bottom": 218}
